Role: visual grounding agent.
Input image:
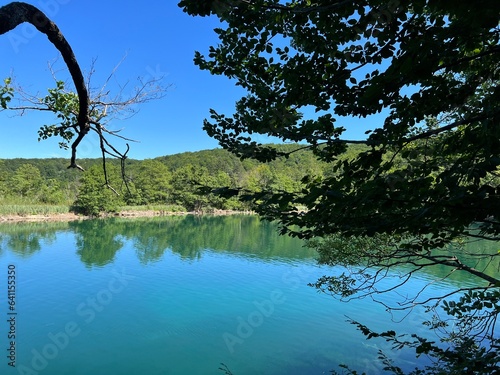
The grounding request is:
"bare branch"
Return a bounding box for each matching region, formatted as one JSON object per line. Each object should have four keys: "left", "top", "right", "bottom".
{"left": 1, "top": 2, "right": 169, "bottom": 176}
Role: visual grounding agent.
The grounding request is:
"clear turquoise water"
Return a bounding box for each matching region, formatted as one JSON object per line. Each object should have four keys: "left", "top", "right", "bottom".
{"left": 0, "top": 216, "right": 479, "bottom": 375}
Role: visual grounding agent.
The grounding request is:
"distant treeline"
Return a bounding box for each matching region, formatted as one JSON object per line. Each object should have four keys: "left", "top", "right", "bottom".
{"left": 0, "top": 144, "right": 367, "bottom": 215}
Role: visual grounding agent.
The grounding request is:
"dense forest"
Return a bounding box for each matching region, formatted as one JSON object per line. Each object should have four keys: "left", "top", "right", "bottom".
{"left": 0, "top": 144, "right": 366, "bottom": 216}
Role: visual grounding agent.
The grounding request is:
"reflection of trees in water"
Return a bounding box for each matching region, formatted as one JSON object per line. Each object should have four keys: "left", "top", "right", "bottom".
{"left": 65, "top": 215, "right": 313, "bottom": 264}
{"left": 167, "top": 215, "right": 312, "bottom": 260}
{"left": 130, "top": 222, "right": 173, "bottom": 264}
{"left": 0, "top": 222, "right": 67, "bottom": 258}
{"left": 71, "top": 218, "right": 176, "bottom": 265}
{"left": 0, "top": 218, "right": 497, "bottom": 287}
{"left": 70, "top": 219, "right": 124, "bottom": 268}
{"left": 67, "top": 215, "right": 313, "bottom": 264}
{"left": 8, "top": 233, "right": 41, "bottom": 257}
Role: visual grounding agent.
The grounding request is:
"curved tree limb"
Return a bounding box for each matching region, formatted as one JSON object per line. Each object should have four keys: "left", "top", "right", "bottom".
{"left": 0, "top": 1, "right": 89, "bottom": 169}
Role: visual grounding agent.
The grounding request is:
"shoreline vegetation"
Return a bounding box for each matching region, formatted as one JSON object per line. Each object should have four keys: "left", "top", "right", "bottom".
{"left": 0, "top": 144, "right": 337, "bottom": 219}
{"left": 0, "top": 206, "right": 254, "bottom": 223}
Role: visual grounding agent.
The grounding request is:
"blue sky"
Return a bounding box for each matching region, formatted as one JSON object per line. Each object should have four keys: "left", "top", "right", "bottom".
{"left": 0, "top": 0, "right": 371, "bottom": 160}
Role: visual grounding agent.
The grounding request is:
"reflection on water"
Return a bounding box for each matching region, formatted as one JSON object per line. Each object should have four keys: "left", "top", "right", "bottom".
{"left": 0, "top": 215, "right": 496, "bottom": 375}
{"left": 1, "top": 215, "right": 496, "bottom": 283}
{"left": 0, "top": 223, "right": 59, "bottom": 257}
{"left": 0, "top": 215, "right": 318, "bottom": 266}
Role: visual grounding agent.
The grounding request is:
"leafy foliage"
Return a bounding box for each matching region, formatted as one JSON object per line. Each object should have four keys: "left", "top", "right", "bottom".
{"left": 8, "top": 164, "right": 44, "bottom": 198}
{"left": 0, "top": 145, "right": 326, "bottom": 214}
{"left": 37, "top": 81, "right": 80, "bottom": 150}
{"left": 0, "top": 77, "right": 13, "bottom": 109}
{"left": 179, "top": 0, "right": 500, "bottom": 247}
{"left": 73, "top": 165, "right": 122, "bottom": 216}
{"left": 130, "top": 159, "right": 172, "bottom": 205}
{"left": 177, "top": 0, "right": 500, "bottom": 286}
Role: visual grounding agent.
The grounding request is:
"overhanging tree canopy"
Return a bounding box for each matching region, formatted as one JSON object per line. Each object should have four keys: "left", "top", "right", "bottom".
{"left": 179, "top": 0, "right": 500, "bottom": 248}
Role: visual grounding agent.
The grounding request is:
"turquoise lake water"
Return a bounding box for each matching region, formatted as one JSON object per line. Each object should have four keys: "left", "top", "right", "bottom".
{"left": 0, "top": 215, "right": 483, "bottom": 375}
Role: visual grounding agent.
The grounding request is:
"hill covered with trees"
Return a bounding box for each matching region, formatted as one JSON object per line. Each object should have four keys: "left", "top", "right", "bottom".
{"left": 0, "top": 144, "right": 365, "bottom": 216}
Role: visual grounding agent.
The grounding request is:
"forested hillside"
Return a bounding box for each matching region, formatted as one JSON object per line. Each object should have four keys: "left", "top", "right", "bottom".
{"left": 0, "top": 144, "right": 367, "bottom": 215}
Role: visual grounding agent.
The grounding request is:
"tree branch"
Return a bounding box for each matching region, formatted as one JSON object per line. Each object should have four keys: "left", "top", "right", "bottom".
{"left": 0, "top": 1, "right": 89, "bottom": 168}
{"left": 401, "top": 111, "right": 500, "bottom": 144}
{"left": 419, "top": 253, "right": 500, "bottom": 286}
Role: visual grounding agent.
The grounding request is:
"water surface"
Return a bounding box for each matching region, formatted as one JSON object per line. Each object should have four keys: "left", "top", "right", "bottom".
{"left": 0, "top": 215, "right": 484, "bottom": 374}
